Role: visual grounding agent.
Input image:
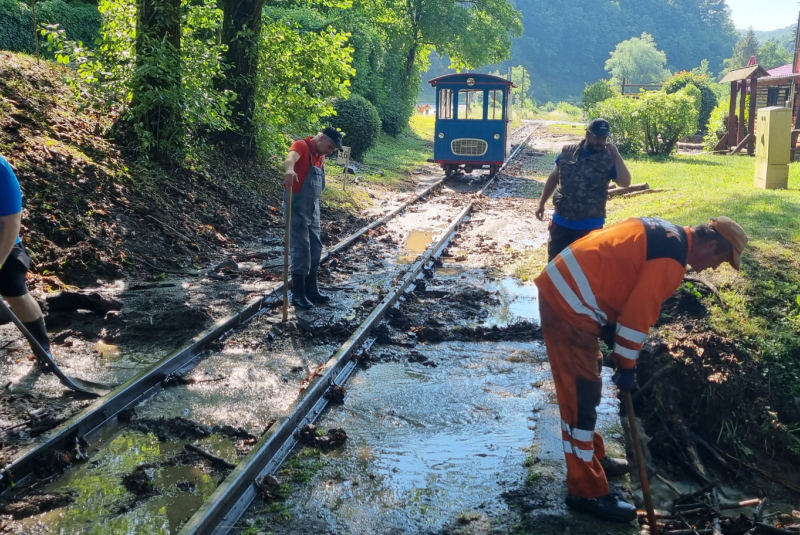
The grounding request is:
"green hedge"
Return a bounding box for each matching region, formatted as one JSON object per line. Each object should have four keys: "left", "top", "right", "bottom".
{"left": 0, "top": 0, "right": 100, "bottom": 54}
{"left": 662, "top": 71, "right": 718, "bottom": 135}
{"left": 327, "top": 94, "right": 381, "bottom": 161}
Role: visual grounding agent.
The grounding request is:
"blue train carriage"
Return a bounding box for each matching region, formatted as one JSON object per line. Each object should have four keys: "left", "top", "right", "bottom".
{"left": 429, "top": 73, "right": 515, "bottom": 178}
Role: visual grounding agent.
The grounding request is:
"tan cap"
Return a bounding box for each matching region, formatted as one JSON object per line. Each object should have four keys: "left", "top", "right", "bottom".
{"left": 708, "top": 217, "right": 748, "bottom": 270}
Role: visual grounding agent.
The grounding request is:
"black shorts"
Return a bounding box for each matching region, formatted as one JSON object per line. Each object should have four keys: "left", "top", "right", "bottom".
{"left": 547, "top": 221, "right": 595, "bottom": 262}
{"left": 0, "top": 243, "right": 32, "bottom": 297}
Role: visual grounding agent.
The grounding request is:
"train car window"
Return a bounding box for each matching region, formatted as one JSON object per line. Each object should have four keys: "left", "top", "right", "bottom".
{"left": 458, "top": 89, "right": 484, "bottom": 120}
{"left": 488, "top": 89, "right": 504, "bottom": 120}
{"left": 438, "top": 88, "right": 454, "bottom": 119}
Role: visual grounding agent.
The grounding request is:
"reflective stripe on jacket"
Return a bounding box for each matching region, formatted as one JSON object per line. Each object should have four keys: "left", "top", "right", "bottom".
{"left": 534, "top": 217, "right": 691, "bottom": 369}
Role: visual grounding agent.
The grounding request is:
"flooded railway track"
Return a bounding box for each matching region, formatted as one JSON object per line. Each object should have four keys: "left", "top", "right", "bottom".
{"left": 0, "top": 125, "right": 542, "bottom": 534}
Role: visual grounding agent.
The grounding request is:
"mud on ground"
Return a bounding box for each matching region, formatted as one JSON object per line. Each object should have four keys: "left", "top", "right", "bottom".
{"left": 633, "top": 282, "right": 800, "bottom": 506}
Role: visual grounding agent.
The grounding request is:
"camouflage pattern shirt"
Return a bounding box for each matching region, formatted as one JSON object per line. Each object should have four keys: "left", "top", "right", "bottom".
{"left": 552, "top": 141, "right": 617, "bottom": 221}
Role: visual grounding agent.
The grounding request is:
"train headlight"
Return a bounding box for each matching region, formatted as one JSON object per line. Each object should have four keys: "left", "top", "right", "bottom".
{"left": 438, "top": 132, "right": 444, "bottom": 139}
{"left": 494, "top": 133, "right": 500, "bottom": 140}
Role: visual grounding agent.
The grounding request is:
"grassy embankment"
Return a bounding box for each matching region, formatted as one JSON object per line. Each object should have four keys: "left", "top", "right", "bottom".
{"left": 0, "top": 51, "right": 437, "bottom": 282}
{"left": 515, "top": 148, "right": 800, "bottom": 413}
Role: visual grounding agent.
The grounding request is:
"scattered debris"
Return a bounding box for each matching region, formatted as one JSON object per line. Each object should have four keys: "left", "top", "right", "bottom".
{"left": 255, "top": 474, "right": 284, "bottom": 502}
{"left": 323, "top": 384, "right": 348, "bottom": 404}
{"left": 0, "top": 491, "right": 76, "bottom": 519}
{"left": 46, "top": 291, "right": 123, "bottom": 315}
{"left": 122, "top": 465, "right": 158, "bottom": 496}
{"left": 297, "top": 424, "right": 347, "bottom": 450}
{"left": 185, "top": 443, "right": 237, "bottom": 469}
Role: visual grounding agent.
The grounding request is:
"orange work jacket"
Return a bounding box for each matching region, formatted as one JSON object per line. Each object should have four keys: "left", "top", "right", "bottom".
{"left": 534, "top": 217, "right": 691, "bottom": 370}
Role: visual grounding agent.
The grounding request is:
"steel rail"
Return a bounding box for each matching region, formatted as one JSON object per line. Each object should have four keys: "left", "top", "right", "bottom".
{"left": 179, "top": 126, "right": 539, "bottom": 534}
{"left": 180, "top": 200, "right": 475, "bottom": 535}
{"left": 0, "top": 176, "right": 448, "bottom": 493}
{"left": 501, "top": 120, "right": 542, "bottom": 174}
{"left": 1, "top": 120, "right": 537, "bottom": 508}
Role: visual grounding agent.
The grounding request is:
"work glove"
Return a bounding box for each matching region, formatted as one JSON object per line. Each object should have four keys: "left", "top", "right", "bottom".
{"left": 612, "top": 367, "right": 636, "bottom": 392}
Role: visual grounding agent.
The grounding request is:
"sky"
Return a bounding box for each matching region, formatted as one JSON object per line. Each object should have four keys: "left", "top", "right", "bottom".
{"left": 727, "top": 0, "right": 799, "bottom": 31}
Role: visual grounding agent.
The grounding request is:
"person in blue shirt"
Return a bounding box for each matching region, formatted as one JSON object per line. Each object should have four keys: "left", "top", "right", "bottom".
{"left": 0, "top": 155, "right": 52, "bottom": 371}
{"left": 535, "top": 119, "right": 632, "bottom": 261}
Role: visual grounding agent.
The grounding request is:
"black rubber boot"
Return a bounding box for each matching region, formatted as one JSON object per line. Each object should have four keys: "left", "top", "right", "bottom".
{"left": 23, "top": 317, "right": 53, "bottom": 374}
{"left": 291, "top": 274, "right": 314, "bottom": 310}
{"left": 600, "top": 456, "right": 629, "bottom": 477}
{"left": 305, "top": 269, "right": 330, "bottom": 304}
{"left": 565, "top": 494, "right": 637, "bottom": 523}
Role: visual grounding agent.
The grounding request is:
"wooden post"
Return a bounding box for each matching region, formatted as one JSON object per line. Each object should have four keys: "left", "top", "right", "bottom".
{"left": 728, "top": 82, "right": 738, "bottom": 149}
{"left": 794, "top": 80, "right": 800, "bottom": 129}
{"left": 738, "top": 79, "right": 747, "bottom": 146}
{"left": 621, "top": 77, "right": 626, "bottom": 95}
{"left": 282, "top": 187, "right": 293, "bottom": 321}
{"left": 747, "top": 77, "right": 758, "bottom": 156}
{"left": 623, "top": 392, "right": 659, "bottom": 535}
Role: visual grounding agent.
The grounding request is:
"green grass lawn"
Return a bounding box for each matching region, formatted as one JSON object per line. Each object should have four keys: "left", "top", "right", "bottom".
{"left": 516, "top": 152, "right": 800, "bottom": 397}
{"left": 546, "top": 123, "right": 586, "bottom": 135}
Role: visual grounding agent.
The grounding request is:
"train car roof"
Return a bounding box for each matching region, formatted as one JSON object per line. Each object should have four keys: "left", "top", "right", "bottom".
{"left": 428, "top": 73, "right": 516, "bottom": 87}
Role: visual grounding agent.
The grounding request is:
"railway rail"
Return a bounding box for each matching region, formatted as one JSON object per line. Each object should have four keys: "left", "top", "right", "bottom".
{"left": 0, "top": 121, "right": 542, "bottom": 534}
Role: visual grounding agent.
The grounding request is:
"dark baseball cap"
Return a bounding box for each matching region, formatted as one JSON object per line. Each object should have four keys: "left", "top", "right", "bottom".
{"left": 587, "top": 118, "right": 611, "bottom": 137}
{"left": 322, "top": 127, "right": 344, "bottom": 151}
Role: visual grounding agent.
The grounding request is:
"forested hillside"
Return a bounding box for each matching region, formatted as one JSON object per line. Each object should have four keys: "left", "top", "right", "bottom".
{"left": 750, "top": 25, "right": 795, "bottom": 51}
{"left": 509, "top": 0, "right": 738, "bottom": 102}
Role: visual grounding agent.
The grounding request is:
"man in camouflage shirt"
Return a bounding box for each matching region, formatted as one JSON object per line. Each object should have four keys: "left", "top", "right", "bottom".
{"left": 535, "top": 119, "right": 632, "bottom": 261}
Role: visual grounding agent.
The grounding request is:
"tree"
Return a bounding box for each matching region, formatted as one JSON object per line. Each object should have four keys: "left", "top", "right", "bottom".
{"left": 489, "top": 65, "right": 532, "bottom": 105}
{"left": 757, "top": 41, "right": 791, "bottom": 70}
{"left": 130, "top": 0, "right": 183, "bottom": 157}
{"left": 722, "top": 28, "right": 759, "bottom": 74}
{"left": 215, "top": 0, "right": 268, "bottom": 154}
{"left": 345, "top": 0, "right": 520, "bottom": 140}
{"left": 507, "top": 0, "right": 738, "bottom": 103}
{"left": 253, "top": 5, "right": 354, "bottom": 156}
{"left": 580, "top": 79, "right": 618, "bottom": 113}
{"left": 692, "top": 59, "right": 713, "bottom": 78}
{"left": 663, "top": 71, "right": 718, "bottom": 134}
{"left": 605, "top": 33, "right": 669, "bottom": 87}
{"left": 367, "top": 0, "right": 522, "bottom": 88}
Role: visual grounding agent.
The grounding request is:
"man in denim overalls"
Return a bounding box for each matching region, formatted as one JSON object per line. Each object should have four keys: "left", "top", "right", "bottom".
{"left": 282, "top": 127, "right": 343, "bottom": 309}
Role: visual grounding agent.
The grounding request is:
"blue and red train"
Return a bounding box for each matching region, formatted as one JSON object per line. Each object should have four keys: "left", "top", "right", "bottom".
{"left": 428, "top": 73, "right": 515, "bottom": 178}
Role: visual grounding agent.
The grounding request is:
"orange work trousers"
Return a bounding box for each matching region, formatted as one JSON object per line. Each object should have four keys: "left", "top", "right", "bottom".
{"left": 539, "top": 296, "right": 609, "bottom": 498}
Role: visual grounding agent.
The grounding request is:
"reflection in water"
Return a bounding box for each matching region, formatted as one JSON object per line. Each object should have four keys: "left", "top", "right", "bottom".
{"left": 398, "top": 229, "right": 437, "bottom": 263}
{"left": 17, "top": 431, "right": 224, "bottom": 534}
{"left": 256, "top": 340, "right": 549, "bottom": 534}
{"left": 484, "top": 278, "right": 540, "bottom": 327}
{"left": 94, "top": 341, "right": 122, "bottom": 360}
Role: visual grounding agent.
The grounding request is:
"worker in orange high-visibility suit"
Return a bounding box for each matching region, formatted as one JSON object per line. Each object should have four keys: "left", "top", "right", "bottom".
{"left": 534, "top": 216, "right": 748, "bottom": 522}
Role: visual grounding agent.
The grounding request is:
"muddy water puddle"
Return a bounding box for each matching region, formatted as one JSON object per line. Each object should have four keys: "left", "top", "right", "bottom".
{"left": 484, "top": 278, "right": 540, "bottom": 328}
{"left": 399, "top": 229, "right": 438, "bottom": 263}
{"left": 240, "top": 341, "right": 551, "bottom": 534}
{"left": 4, "top": 196, "right": 475, "bottom": 532}
{"left": 14, "top": 429, "right": 228, "bottom": 534}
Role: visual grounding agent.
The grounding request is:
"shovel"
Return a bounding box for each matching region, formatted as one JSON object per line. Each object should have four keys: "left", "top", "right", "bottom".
{"left": 0, "top": 298, "right": 111, "bottom": 397}
{"left": 623, "top": 390, "right": 659, "bottom": 535}
{"left": 282, "top": 185, "right": 293, "bottom": 322}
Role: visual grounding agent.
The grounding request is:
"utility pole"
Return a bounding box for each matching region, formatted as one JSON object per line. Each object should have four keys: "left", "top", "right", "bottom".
{"left": 521, "top": 67, "right": 525, "bottom": 108}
